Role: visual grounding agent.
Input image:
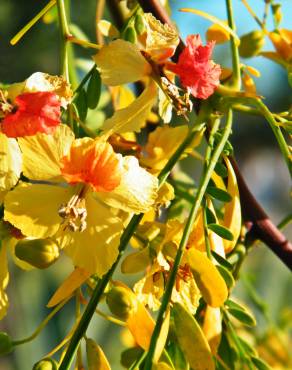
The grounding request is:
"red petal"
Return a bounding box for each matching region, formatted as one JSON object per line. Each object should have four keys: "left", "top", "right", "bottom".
{"left": 1, "top": 92, "right": 61, "bottom": 137}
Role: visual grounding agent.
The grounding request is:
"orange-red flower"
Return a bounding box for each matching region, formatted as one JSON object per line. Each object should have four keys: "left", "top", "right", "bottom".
{"left": 60, "top": 138, "right": 122, "bottom": 192}
{"left": 1, "top": 92, "right": 61, "bottom": 137}
{"left": 169, "top": 34, "right": 221, "bottom": 99}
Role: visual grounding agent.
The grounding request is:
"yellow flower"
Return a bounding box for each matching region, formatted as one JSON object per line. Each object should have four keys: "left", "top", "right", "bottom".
{"left": 141, "top": 125, "right": 204, "bottom": 174}
{"left": 123, "top": 220, "right": 201, "bottom": 313}
{"left": 269, "top": 29, "right": 292, "bottom": 62}
{"left": 4, "top": 125, "right": 158, "bottom": 276}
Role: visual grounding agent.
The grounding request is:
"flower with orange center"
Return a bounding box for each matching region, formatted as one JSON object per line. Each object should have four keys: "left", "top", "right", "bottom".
{"left": 61, "top": 138, "right": 122, "bottom": 192}
{"left": 4, "top": 125, "right": 158, "bottom": 276}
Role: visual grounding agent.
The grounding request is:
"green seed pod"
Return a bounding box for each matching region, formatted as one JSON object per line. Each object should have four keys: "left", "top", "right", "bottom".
{"left": 15, "top": 238, "right": 60, "bottom": 269}
{"left": 134, "top": 14, "right": 145, "bottom": 35}
{"left": 106, "top": 286, "right": 137, "bottom": 320}
{"left": 32, "top": 358, "right": 58, "bottom": 370}
{"left": 239, "top": 30, "right": 265, "bottom": 58}
{"left": 123, "top": 26, "right": 137, "bottom": 44}
{"left": 0, "top": 332, "right": 13, "bottom": 356}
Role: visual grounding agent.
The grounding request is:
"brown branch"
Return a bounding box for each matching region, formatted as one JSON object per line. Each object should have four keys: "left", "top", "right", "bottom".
{"left": 230, "top": 158, "right": 292, "bottom": 270}
{"left": 137, "top": 0, "right": 292, "bottom": 271}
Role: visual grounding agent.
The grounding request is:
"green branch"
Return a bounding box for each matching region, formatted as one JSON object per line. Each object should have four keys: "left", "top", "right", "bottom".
{"left": 56, "top": 0, "right": 71, "bottom": 80}
{"left": 226, "top": 0, "right": 241, "bottom": 90}
{"left": 143, "top": 109, "right": 233, "bottom": 369}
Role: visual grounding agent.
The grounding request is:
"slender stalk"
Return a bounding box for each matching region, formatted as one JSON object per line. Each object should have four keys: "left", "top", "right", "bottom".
{"left": 96, "top": 0, "right": 105, "bottom": 44}
{"left": 58, "top": 124, "right": 205, "bottom": 370}
{"left": 143, "top": 110, "right": 233, "bottom": 369}
{"left": 12, "top": 298, "right": 70, "bottom": 346}
{"left": 67, "top": 36, "right": 101, "bottom": 50}
{"left": 203, "top": 199, "right": 212, "bottom": 259}
{"left": 56, "top": 0, "right": 71, "bottom": 80}
{"left": 255, "top": 100, "right": 292, "bottom": 176}
{"left": 76, "top": 290, "right": 83, "bottom": 370}
{"left": 225, "top": 0, "right": 241, "bottom": 90}
{"left": 10, "top": 0, "right": 56, "bottom": 45}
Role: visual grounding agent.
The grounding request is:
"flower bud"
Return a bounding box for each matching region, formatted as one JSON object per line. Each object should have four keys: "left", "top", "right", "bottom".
{"left": 123, "top": 27, "right": 137, "bottom": 44}
{"left": 0, "top": 332, "right": 13, "bottom": 356}
{"left": 106, "top": 286, "right": 137, "bottom": 320}
{"left": 15, "top": 238, "right": 60, "bottom": 269}
{"left": 239, "top": 30, "right": 265, "bottom": 58}
{"left": 134, "top": 14, "right": 145, "bottom": 35}
{"left": 32, "top": 358, "right": 58, "bottom": 370}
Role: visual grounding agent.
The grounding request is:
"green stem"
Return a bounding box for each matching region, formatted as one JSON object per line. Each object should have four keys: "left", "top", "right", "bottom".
{"left": 56, "top": 0, "right": 71, "bottom": 80}
{"left": 12, "top": 298, "right": 70, "bottom": 346}
{"left": 226, "top": 0, "right": 241, "bottom": 90}
{"left": 10, "top": 0, "right": 56, "bottom": 45}
{"left": 143, "top": 110, "right": 233, "bottom": 369}
{"left": 58, "top": 124, "right": 205, "bottom": 370}
{"left": 205, "top": 117, "right": 221, "bottom": 167}
{"left": 129, "top": 351, "right": 147, "bottom": 370}
{"left": 255, "top": 99, "right": 292, "bottom": 177}
{"left": 203, "top": 198, "right": 212, "bottom": 259}
{"left": 224, "top": 96, "right": 291, "bottom": 176}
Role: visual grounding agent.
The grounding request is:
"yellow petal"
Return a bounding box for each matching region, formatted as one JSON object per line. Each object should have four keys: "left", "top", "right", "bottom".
{"left": 102, "top": 82, "right": 157, "bottom": 134}
{"left": 242, "top": 72, "right": 257, "bottom": 95}
{"left": 97, "top": 156, "right": 158, "bottom": 214}
{"left": 173, "top": 302, "right": 215, "bottom": 370}
{"left": 155, "top": 182, "right": 175, "bottom": 208}
{"left": 245, "top": 65, "right": 261, "bottom": 77}
{"left": 127, "top": 302, "right": 155, "bottom": 350}
{"left": 47, "top": 267, "right": 91, "bottom": 307}
{"left": 18, "top": 124, "right": 74, "bottom": 182}
{"left": 143, "top": 13, "right": 179, "bottom": 62}
{"left": 206, "top": 22, "right": 230, "bottom": 44}
{"left": 62, "top": 192, "right": 123, "bottom": 276}
{"left": 126, "top": 298, "right": 169, "bottom": 361}
{"left": 86, "top": 338, "right": 111, "bottom": 370}
{"left": 0, "top": 133, "right": 22, "bottom": 194}
{"left": 24, "top": 72, "right": 72, "bottom": 107}
{"left": 153, "top": 308, "right": 170, "bottom": 363}
{"left": 186, "top": 208, "right": 205, "bottom": 251}
{"left": 171, "top": 278, "right": 201, "bottom": 314}
{"left": 97, "top": 19, "right": 120, "bottom": 38}
{"left": 111, "top": 85, "right": 135, "bottom": 110}
{"left": 94, "top": 39, "right": 152, "bottom": 85}
{"left": 121, "top": 248, "right": 151, "bottom": 274}
{"left": 143, "top": 125, "right": 204, "bottom": 173}
{"left": 4, "top": 182, "right": 73, "bottom": 238}
{"left": 187, "top": 249, "right": 228, "bottom": 307}
{"left": 203, "top": 306, "right": 222, "bottom": 354}
{"left": 134, "top": 273, "right": 164, "bottom": 311}
{"left": 269, "top": 29, "right": 292, "bottom": 61}
{"left": 222, "top": 157, "right": 241, "bottom": 253}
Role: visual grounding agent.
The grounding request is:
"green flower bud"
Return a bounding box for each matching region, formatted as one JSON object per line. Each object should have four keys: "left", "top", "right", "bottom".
{"left": 134, "top": 14, "right": 145, "bottom": 35}
{"left": 123, "top": 26, "right": 137, "bottom": 44}
{"left": 106, "top": 286, "right": 137, "bottom": 320}
{"left": 239, "top": 30, "right": 265, "bottom": 58}
{"left": 0, "top": 332, "right": 13, "bottom": 356}
{"left": 15, "top": 238, "right": 60, "bottom": 269}
{"left": 32, "top": 358, "right": 58, "bottom": 370}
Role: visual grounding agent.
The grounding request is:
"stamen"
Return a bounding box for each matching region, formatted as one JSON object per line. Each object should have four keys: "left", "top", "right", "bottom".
{"left": 58, "top": 185, "right": 89, "bottom": 232}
